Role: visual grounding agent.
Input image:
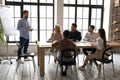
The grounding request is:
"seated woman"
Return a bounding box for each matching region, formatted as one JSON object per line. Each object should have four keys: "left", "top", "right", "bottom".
{"left": 48, "top": 24, "right": 63, "bottom": 63}
{"left": 49, "top": 24, "right": 62, "bottom": 42}
{"left": 79, "top": 28, "right": 106, "bottom": 71}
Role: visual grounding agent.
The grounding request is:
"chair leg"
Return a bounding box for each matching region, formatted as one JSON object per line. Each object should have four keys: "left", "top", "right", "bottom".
{"left": 48, "top": 54, "right": 51, "bottom": 64}
{"left": 56, "top": 64, "right": 59, "bottom": 75}
{"left": 71, "top": 66, "right": 72, "bottom": 74}
{"left": 16, "top": 61, "right": 20, "bottom": 72}
{"left": 74, "top": 65, "right": 78, "bottom": 80}
{"left": 112, "top": 62, "right": 116, "bottom": 77}
{"left": 32, "top": 57, "right": 36, "bottom": 71}
{"left": 77, "top": 56, "right": 79, "bottom": 64}
{"left": 103, "top": 64, "right": 105, "bottom": 80}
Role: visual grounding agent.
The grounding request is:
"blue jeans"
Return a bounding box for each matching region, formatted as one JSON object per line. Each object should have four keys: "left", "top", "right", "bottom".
{"left": 17, "top": 37, "right": 29, "bottom": 59}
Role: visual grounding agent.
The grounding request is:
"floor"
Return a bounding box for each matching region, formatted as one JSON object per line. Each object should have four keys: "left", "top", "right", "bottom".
{"left": 0, "top": 54, "right": 120, "bottom": 80}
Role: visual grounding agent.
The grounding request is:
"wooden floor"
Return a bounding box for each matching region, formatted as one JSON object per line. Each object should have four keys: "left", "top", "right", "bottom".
{"left": 0, "top": 54, "right": 120, "bottom": 80}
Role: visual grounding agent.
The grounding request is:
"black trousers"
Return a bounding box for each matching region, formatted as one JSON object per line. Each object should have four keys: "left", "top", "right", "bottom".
{"left": 17, "top": 37, "right": 29, "bottom": 59}
{"left": 82, "top": 48, "right": 96, "bottom": 56}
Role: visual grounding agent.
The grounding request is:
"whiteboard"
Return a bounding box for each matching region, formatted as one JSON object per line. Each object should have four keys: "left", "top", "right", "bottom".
{"left": 0, "top": 6, "right": 17, "bottom": 36}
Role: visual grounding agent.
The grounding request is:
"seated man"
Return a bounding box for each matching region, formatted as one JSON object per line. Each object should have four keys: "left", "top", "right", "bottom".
{"left": 69, "top": 23, "right": 82, "bottom": 42}
{"left": 83, "top": 25, "right": 98, "bottom": 56}
{"left": 52, "top": 30, "right": 76, "bottom": 76}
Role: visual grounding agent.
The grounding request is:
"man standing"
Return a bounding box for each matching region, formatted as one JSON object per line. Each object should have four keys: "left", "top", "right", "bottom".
{"left": 69, "top": 23, "right": 82, "bottom": 42}
{"left": 83, "top": 25, "right": 97, "bottom": 56}
{"left": 17, "top": 10, "right": 33, "bottom": 61}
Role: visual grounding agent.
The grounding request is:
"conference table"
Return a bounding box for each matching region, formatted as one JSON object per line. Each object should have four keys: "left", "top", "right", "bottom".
{"left": 37, "top": 41, "right": 120, "bottom": 76}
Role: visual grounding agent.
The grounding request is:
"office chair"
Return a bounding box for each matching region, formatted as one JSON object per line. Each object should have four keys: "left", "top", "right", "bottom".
{"left": 56, "top": 48, "right": 77, "bottom": 79}
{"left": 93, "top": 47, "right": 115, "bottom": 80}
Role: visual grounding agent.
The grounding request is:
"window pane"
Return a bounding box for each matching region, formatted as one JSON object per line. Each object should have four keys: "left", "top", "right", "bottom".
{"left": 97, "top": 0, "right": 103, "bottom": 5}
{"left": 47, "top": 0, "right": 53, "bottom": 3}
{"left": 40, "top": 6, "right": 46, "bottom": 18}
{"left": 31, "top": 18, "right": 38, "bottom": 30}
{"left": 91, "top": 0, "right": 97, "bottom": 5}
{"left": 91, "top": 19, "right": 96, "bottom": 27}
{"left": 47, "top": 19, "right": 53, "bottom": 29}
{"left": 97, "top": 9, "right": 101, "bottom": 19}
{"left": 83, "top": 0, "right": 89, "bottom": 4}
{"left": 63, "top": 19, "right": 69, "bottom": 30}
{"left": 15, "top": 18, "right": 20, "bottom": 29}
{"left": 69, "top": 19, "right": 75, "bottom": 29}
{"left": 91, "top": 9, "right": 96, "bottom": 19}
{"left": 96, "top": 19, "right": 101, "bottom": 29}
{"left": 83, "top": 8, "right": 89, "bottom": 18}
{"left": 77, "top": 19, "right": 83, "bottom": 30}
{"left": 40, "top": 0, "right": 46, "bottom": 3}
{"left": 31, "top": 0, "right": 37, "bottom": 3}
{"left": 77, "top": 0, "right": 83, "bottom": 4}
{"left": 47, "top": 31, "right": 52, "bottom": 40}
{"left": 64, "top": 0, "right": 75, "bottom": 4}
{"left": 6, "top": 0, "right": 21, "bottom": 2}
{"left": 40, "top": 31, "right": 47, "bottom": 41}
{"left": 69, "top": 0, "right": 75, "bottom": 4}
{"left": 83, "top": 19, "right": 88, "bottom": 29}
{"left": 31, "top": 6, "right": 37, "bottom": 17}
{"left": 23, "top": 0, "right": 38, "bottom": 3}
{"left": 15, "top": 6, "right": 20, "bottom": 17}
{"left": 64, "top": 7, "right": 69, "bottom": 18}
{"left": 69, "top": 7, "right": 75, "bottom": 18}
{"left": 47, "top": 6, "right": 53, "bottom": 18}
{"left": 23, "top": 0, "right": 37, "bottom": 2}
{"left": 40, "top": 19, "right": 46, "bottom": 29}
{"left": 64, "top": 0, "right": 69, "bottom": 4}
{"left": 77, "top": 7, "right": 82, "bottom": 18}
{"left": 31, "top": 31, "right": 38, "bottom": 41}
{"left": 23, "top": 5, "right": 30, "bottom": 13}
{"left": 23, "top": 0, "right": 29, "bottom": 2}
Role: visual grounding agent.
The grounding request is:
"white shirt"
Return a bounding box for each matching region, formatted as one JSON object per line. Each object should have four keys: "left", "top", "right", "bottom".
{"left": 96, "top": 37, "right": 104, "bottom": 50}
{"left": 84, "top": 32, "right": 97, "bottom": 42}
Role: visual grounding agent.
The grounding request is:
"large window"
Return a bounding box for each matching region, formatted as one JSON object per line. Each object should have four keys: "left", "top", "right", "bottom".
{"left": 63, "top": 0, "right": 104, "bottom": 38}
{"left": 5, "top": 0, "right": 54, "bottom": 42}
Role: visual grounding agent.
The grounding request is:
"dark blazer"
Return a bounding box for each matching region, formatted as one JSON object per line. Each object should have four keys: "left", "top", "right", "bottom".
{"left": 69, "top": 30, "right": 82, "bottom": 41}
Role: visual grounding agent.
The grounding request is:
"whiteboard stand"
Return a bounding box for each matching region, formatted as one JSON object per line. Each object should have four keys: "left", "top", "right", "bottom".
{"left": 0, "top": 36, "right": 16, "bottom": 64}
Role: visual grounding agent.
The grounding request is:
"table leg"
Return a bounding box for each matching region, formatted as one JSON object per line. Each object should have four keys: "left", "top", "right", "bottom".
{"left": 39, "top": 47, "right": 44, "bottom": 76}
